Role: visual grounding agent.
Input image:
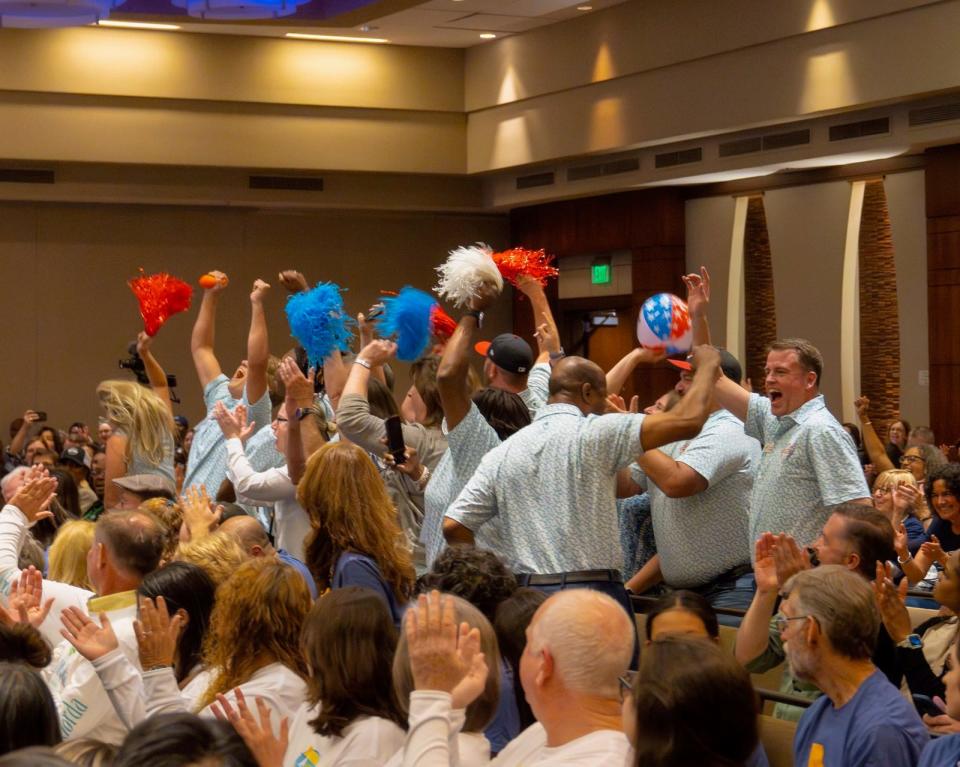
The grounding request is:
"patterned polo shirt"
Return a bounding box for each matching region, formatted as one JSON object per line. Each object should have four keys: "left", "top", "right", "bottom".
{"left": 745, "top": 393, "right": 869, "bottom": 555}
{"left": 519, "top": 362, "right": 551, "bottom": 417}
{"left": 421, "top": 403, "right": 502, "bottom": 569}
{"left": 631, "top": 409, "right": 760, "bottom": 587}
{"left": 183, "top": 375, "right": 272, "bottom": 498}
{"left": 445, "top": 403, "right": 645, "bottom": 574}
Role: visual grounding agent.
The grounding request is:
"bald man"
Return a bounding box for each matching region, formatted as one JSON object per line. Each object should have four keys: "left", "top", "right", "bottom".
{"left": 443, "top": 348, "right": 720, "bottom": 593}
{"left": 219, "top": 514, "right": 317, "bottom": 599}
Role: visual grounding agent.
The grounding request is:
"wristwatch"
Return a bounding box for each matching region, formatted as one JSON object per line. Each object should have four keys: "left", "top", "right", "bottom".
{"left": 295, "top": 406, "right": 320, "bottom": 422}
{"left": 464, "top": 310, "right": 484, "bottom": 328}
{"left": 897, "top": 634, "right": 923, "bottom": 650}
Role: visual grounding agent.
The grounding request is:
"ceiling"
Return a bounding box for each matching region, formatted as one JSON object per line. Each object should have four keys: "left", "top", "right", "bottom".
{"left": 107, "top": 0, "right": 629, "bottom": 47}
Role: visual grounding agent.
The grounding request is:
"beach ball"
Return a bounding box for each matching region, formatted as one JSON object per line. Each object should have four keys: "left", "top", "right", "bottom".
{"left": 636, "top": 293, "right": 692, "bottom": 354}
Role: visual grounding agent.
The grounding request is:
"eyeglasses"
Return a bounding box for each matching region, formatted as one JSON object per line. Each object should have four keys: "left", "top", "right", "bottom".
{"left": 901, "top": 455, "right": 924, "bottom": 465}
{"left": 618, "top": 670, "right": 638, "bottom": 702}
{"left": 774, "top": 614, "right": 813, "bottom": 633}
{"left": 275, "top": 417, "right": 288, "bottom": 423}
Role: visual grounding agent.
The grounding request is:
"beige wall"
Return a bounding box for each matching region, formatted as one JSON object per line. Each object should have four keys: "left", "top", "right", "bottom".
{"left": 0, "top": 203, "right": 509, "bottom": 435}
{"left": 685, "top": 170, "right": 929, "bottom": 421}
{"left": 465, "top": 0, "right": 959, "bottom": 172}
{"left": 0, "top": 27, "right": 466, "bottom": 174}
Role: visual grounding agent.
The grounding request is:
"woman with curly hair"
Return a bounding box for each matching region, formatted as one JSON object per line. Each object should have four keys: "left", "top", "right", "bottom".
{"left": 97, "top": 378, "right": 176, "bottom": 509}
{"left": 297, "top": 441, "right": 415, "bottom": 626}
{"left": 284, "top": 587, "right": 406, "bottom": 765}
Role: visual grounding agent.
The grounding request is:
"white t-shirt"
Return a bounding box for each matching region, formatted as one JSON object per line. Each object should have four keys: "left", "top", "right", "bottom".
{"left": 284, "top": 705, "right": 405, "bottom": 767}
{"left": 493, "top": 722, "right": 630, "bottom": 766}
{"left": 403, "top": 692, "right": 627, "bottom": 767}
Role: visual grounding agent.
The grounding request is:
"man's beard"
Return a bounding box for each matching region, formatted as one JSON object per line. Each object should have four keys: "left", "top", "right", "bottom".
{"left": 786, "top": 638, "right": 817, "bottom": 682}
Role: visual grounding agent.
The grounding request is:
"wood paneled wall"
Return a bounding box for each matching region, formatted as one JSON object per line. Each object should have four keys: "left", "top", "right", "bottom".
{"left": 509, "top": 189, "right": 686, "bottom": 408}
{"left": 925, "top": 146, "right": 960, "bottom": 443}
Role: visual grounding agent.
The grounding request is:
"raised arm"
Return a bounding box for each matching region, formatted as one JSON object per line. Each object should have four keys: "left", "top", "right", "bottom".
{"left": 358, "top": 309, "right": 387, "bottom": 388}
{"left": 682, "top": 267, "right": 711, "bottom": 348}
{"left": 606, "top": 348, "right": 666, "bottom": 397}
{"left": 190, "top": 271, "right": 228, "bottom": 389}
{"left": 516, "top": 276, "right": 558, "bottom": 363}
{"left": 336, "top": 341, "right": 399, "bottom": 453}
{"left": 244, "top": 279, "right": 272, "bottom": 405}
{"left": 437, "top": 287, "right": 498, "bottom": 431}
{"left": 8, "top": 410, "right": 40, "bottom": 456}
{"left": 735, "top": 535, "right": 782, "bottom": 666}
{"left": 136, "top": 332, "right": 172, "bottom": 414}
{"left": 278, "top": 357, "right": 326, "bottom": 483}
{"left": 713, "top": 375, "right": 750, "bottom": 422}
{"left": 854, "top": 396, "right": 895, "bottom": 474}
{"left": 639, "top": 345, "right": 719, "bottom": 451}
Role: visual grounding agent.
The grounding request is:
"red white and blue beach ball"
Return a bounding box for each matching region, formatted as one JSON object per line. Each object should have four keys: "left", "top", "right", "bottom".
{"left": 636, "top": 293, "right": 692, "bottom": 354}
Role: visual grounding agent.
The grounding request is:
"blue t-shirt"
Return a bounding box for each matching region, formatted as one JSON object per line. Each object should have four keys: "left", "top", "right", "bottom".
{"left": 333, "top": 552, "right": 405, "bottom": 627}
{"left": 919, "top": 733, "right": 960, "bottom": 767}
{"left": 794, "top": 669, "right": 928, "bottom": 767}
{"left": 276, "top": 549, "right": 317, "bottom": 600}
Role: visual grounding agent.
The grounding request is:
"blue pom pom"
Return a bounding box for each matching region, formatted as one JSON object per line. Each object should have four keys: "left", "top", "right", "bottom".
{"left": 377, "top": 286, "right": 436, "bottom": 361}
{"left": 285, "top": 282, "right": 355, "bottom": 366}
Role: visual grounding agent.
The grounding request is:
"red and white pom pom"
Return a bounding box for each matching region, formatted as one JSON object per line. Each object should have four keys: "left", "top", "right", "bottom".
{"left": 491, "top": 247, "right": 559, "bottom": 288}
{"left": 434, "top": 243, "right": 504, "bottom": 308}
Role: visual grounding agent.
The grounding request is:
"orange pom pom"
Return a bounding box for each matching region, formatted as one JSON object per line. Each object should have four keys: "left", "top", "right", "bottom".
{"left": 491, "top": 247, "right": 558, "bottom": 288}
{"left": 199, "top": 273, "right": 228, "bottom": 289}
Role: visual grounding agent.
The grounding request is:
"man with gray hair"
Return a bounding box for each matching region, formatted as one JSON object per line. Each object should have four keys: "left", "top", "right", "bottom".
{"left": 402, "top": 588, "right": 633, "bottom": 766}
{"left": 782, "top": 565, "right": 927, "bottom": 766}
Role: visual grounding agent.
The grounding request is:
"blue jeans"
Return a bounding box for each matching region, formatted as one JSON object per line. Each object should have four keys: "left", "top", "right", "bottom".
{"left": 683, "top": 572, "right": 755, "bottom": 628}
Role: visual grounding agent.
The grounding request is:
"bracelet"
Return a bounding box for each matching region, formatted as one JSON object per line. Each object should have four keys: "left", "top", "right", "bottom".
{"left": 861, "top": 420, "right": 871, "bottom": 426}
{"left": 897, "top": 552, "right": 913, "bottom": 564}
{"left": 549, "top": 349, "right": 566, "bottom": 360}
{"left": 353, "top": 358, "right": 372, "bottom": 370}
{"left": 144, "top": 663, "right": 172, "bottom": 672}
{"left": 415, "top": 464, "right": 431, "bottom": 492}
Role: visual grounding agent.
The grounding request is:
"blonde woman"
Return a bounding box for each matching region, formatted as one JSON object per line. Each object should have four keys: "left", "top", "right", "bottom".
{"left": 174, "top": 530, "right": 249, "bottom": 588}
{"left": 298, "top": 441, "right": 416, "bottom": 626}
{"left": 873, "top": 468, "right": 930, "bottom": 554}
{"left": 48, "top": 520, "right": 95, "bottom": 590}
{"left": 97, "top": 378, "right": 176, "bottom": 509}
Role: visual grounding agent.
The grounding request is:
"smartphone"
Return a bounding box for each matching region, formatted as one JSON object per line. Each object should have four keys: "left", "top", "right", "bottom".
{"left": 35, "top": 411, "right": 47, "bottom": 422}
{"left": 913, "top": 694, "right": 945, "bottom": 718}
{"left": 385, "top": 415, "right": 406, "bottom": 465}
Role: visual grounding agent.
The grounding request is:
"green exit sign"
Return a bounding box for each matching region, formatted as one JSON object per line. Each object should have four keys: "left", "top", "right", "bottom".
{"left": 591, "top": 262, "right": 611, "bottom": 284}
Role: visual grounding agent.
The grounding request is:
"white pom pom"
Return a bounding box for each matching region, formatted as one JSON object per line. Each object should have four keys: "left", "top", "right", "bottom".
{"left": 434, "top": 243, "right": 504, "bottom": 308}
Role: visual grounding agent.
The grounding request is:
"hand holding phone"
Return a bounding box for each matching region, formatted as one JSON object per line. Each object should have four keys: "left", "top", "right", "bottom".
{"left": 385, "top": 415, "right": 406, "bottom": 465}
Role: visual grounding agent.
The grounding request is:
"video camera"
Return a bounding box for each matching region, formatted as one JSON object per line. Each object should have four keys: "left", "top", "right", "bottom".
{"left": 119, "top": 342, "right": 180, "bottom": 403}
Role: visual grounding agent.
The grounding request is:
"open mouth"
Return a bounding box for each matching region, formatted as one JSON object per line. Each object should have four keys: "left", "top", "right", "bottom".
{"left": 768, "top": 389, "right": 783, "bottom": 405}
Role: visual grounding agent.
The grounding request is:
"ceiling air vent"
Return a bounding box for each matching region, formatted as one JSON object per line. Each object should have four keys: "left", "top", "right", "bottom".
{"left": 249, "top": 175, "right": 324, "bottom": 191}
{"left": 829, "top": 118, "right": 889, "bottom": 142}
{"left": 762, "top": 129, "right": 810, "bottom": 150}
{"left": 718, "top": 137, "right": 763, "bottom": 158}
{"left": 909, "top": 102, "right": 960, "bottom": 127}
{"left": 654, "top": 147, "right": 702, "bottom": 169}
{"left": 0, "top": 169, "right": 54, "bottom": 184}
{"left": 515, "top": 171, "right": 555, "bottom": 190}
{"left": 567, "top": 157, "right": 640, "bottom": 182}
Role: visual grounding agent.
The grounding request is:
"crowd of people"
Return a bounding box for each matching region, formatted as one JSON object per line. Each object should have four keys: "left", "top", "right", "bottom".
{"left": 0, "top": 264, "right": 959, "bottom": 767}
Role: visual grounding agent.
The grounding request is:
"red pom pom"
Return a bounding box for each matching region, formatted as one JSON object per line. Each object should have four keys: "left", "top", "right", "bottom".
{"left": 430, "top": 304, "right": 457, "bottom": 339}
{"left": 491, "top": 247, "right": 559, "bottom": 287}
{"left": 129, "top": 270, "right": 194, "bottom": 336}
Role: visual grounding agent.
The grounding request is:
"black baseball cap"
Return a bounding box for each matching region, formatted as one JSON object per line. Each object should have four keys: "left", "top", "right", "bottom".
{"left": 60, "top": 446, "right": 91, "bottom": 471}
{"left": 474, "top": 334, "right": 534, "bottom": 375}
{"left": 669, "top": 348, "right": 743, "bottom": 383}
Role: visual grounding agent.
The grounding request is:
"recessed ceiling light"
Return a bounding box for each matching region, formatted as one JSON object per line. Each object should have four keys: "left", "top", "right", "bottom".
{"left": 285, "top": 32, "right": 390, "bottom": 43}
{"left": 576, "top": 4, "right": 592, "bottom": 9}
{"left": 97, "top": 19, "right": 181, "bottom": 29}
{"left": 479, "top": 32, "right": 496, "bottom": 39}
